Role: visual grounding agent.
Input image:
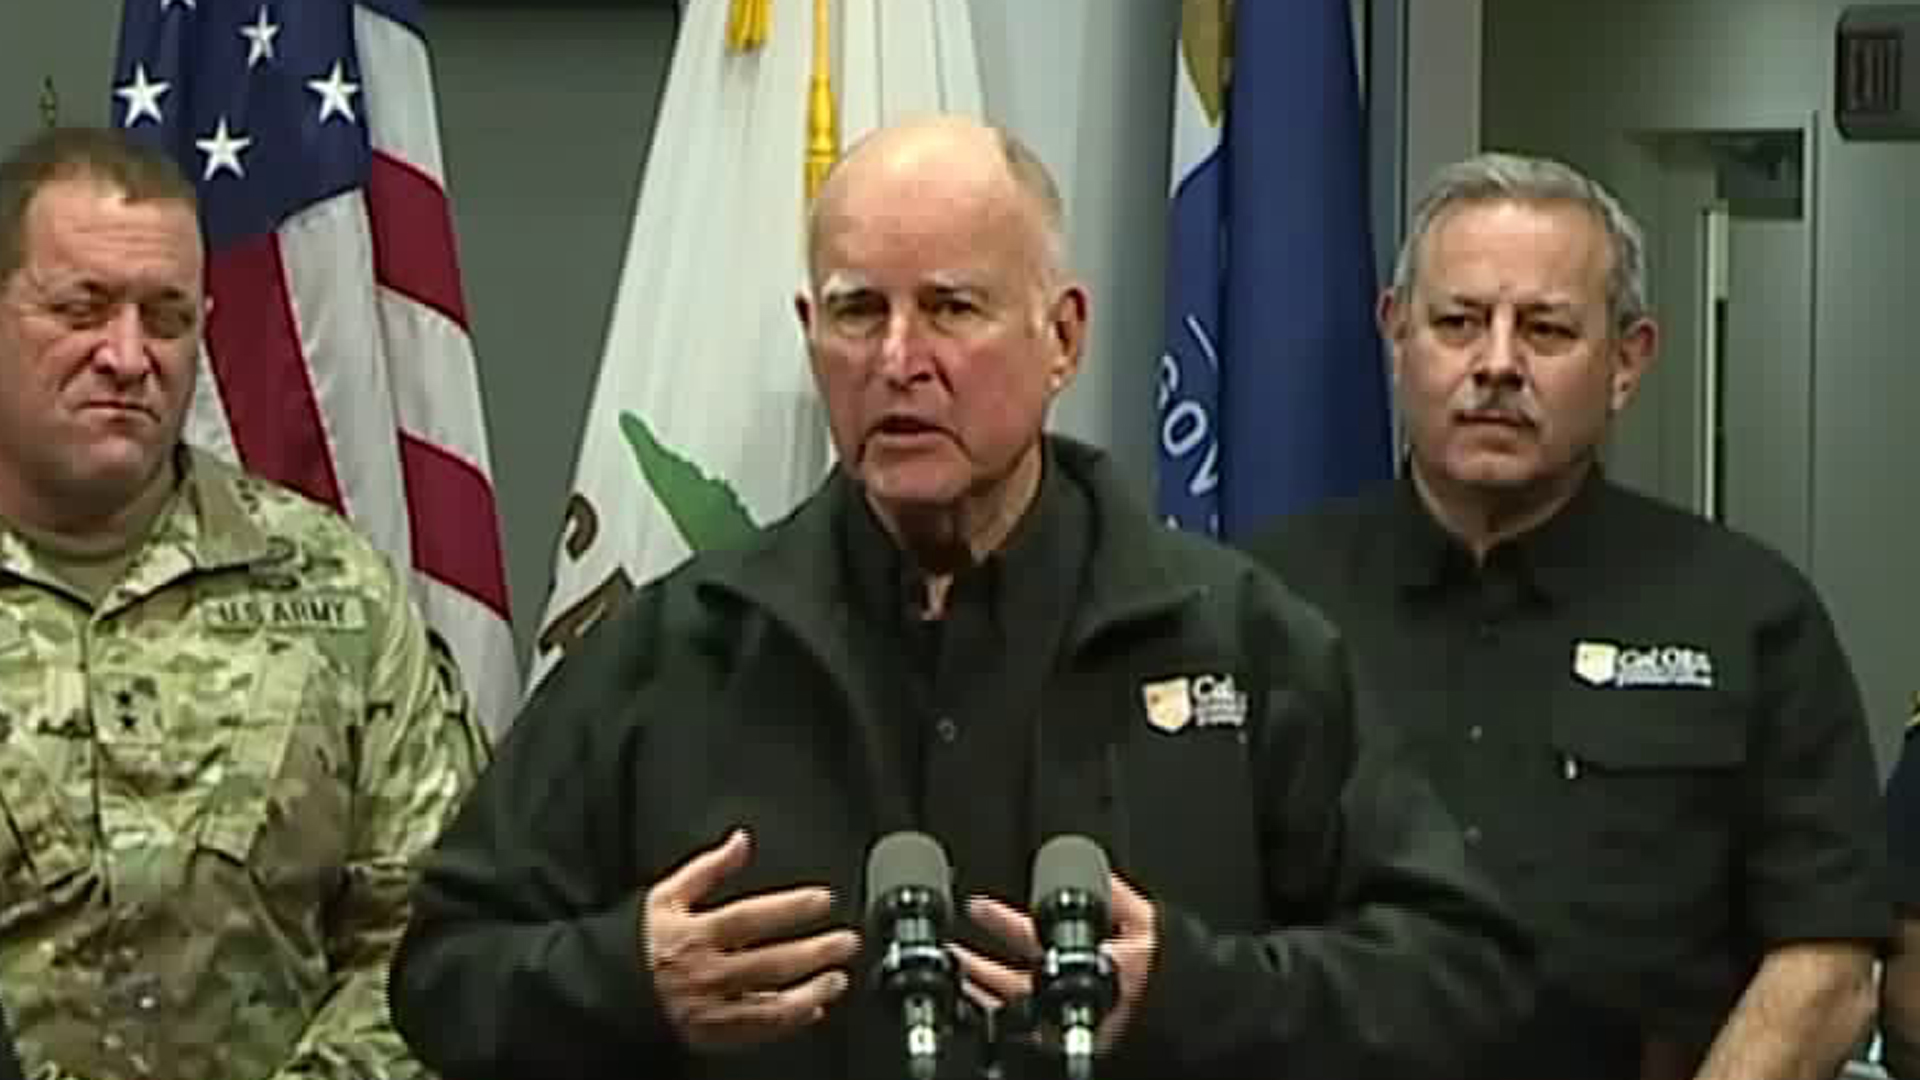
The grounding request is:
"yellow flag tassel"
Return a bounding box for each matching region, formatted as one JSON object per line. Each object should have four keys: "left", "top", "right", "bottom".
{"left": 727, "top": 0, "right": 771, "bottom": 52}
{"left": 804, "top": 0, "right": 837, "bottom": 202}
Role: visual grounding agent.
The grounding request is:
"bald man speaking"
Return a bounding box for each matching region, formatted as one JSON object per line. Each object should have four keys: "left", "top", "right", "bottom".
{"left": 388, "top": 115, "right": 1532, "bottom": 1080}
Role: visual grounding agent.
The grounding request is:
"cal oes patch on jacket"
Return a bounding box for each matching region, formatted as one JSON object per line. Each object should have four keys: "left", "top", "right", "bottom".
{"left": 1141, "top": 673, "right": 1249, "bottom": 734}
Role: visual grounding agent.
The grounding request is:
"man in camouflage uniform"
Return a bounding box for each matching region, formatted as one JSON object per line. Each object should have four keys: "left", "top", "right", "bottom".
{"left": 0, "top": 127, "right": 488, "bottom": 1079}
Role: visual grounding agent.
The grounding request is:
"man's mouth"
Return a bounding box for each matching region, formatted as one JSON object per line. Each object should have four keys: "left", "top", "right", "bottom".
{"left": 1456, "top": 409, "right": 1531, "bottom": 428}
{"left": 82, "top": 400, "right": 155, "bottom": 415}
{"left": 872, "top": 416, "right": 942, "bottom": 438}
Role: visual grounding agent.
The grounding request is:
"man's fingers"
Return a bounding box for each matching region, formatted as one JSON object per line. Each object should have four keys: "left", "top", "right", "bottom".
{"left": 695, "top": 969, "right": 853, "bottom": 1049}
{"left": 953, "top": 943, "right": 1031, "bottom": 1006}
{"left": 959, "top": 975, "right": 1003, "bottom": 1014}
{"left": 780, "top": 967, "right": 855, "bottom": 1016}
{"left": 652, "top": 828, "right": 752, "bottom": 908}
{"left": 707, "top": 928, "right": 861, "bottom": 992}
{"left": 705, "top": 885, "right": 838, "bottom": 949}
{"left": 1108, "top": 871, "right": 1153, "bottom": 927}
{"left": 967, "top": 896, "right": 1043, "bottom": 961}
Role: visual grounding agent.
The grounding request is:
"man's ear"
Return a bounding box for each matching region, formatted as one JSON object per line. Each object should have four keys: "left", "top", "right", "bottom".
{"left": 1045, "top": 283, "right": 1089, "bottom": 395}
{"left": 1376, "top": 287, "right": 1407, "bottom": 343}
{"left": 1608, "top": 316, "right": 1659, "bottom": 414}
{"left": 1377, "top": 288, "right": 1407, "bottom": 389}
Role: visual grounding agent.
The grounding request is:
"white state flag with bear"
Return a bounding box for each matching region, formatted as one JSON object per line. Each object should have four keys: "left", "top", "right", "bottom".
{"left": 529, "top": 0, "right": 985, "bottom": 694}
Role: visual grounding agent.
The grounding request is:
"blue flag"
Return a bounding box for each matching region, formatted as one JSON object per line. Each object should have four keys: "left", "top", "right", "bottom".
{"left": 1157, "top": 0, "right": 1392, "bottom": 540}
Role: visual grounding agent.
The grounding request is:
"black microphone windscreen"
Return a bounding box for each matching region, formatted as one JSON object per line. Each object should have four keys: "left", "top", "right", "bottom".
{"left": 1031, "top": 835, "right": 1111, "bottom": 910}
{"left": 866, "top": 831, "right": 953, "bottom": 920}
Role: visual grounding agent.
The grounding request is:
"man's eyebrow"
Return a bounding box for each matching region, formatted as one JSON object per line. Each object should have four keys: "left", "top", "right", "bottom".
{"left": 1432, "top": 293, "right": 1579, "bottom": 314}
{"left": 818, "top": 272, "right": 871, "bottom": 303}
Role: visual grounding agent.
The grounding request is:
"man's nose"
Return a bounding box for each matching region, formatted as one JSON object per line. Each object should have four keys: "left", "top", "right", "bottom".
{"left": 877, "top": 311, "right": 933, "bottom": 384}
{"left": 1471, "top": 315, "right": 1525, "bottom": 384}
{"left": 93, "top": 305, "right": 154, "bottom": 384}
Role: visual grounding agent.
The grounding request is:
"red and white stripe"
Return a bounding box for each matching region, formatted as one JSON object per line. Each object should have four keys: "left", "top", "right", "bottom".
{"left": 188, "top": 4, "right": 520, "bottom": 735}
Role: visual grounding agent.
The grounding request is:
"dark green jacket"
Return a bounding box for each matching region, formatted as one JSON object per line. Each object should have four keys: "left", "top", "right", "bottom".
{"left": 391, "top": 438, "right": 1531, "bottom": 1080}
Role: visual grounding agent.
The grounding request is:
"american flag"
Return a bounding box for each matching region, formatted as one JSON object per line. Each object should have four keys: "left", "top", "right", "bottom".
{"left": 111, "top": 0, "right": 521, "bottom": 734}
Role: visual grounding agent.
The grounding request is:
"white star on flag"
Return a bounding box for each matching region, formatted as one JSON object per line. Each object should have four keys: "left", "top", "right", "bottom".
{"left": 115, "top": 64, "right": 171, "bottom": 126}
{"left": 240, "top": 7, "right": 281, "bottom": 69}
{"left": 194, "top": 118, "right": 252, "bottom": 180}
{"left": 159, "top": 0, "right": 196, "bottom": 10}
{"left": 307, "top": 61, "right": 361, "bottom": 124}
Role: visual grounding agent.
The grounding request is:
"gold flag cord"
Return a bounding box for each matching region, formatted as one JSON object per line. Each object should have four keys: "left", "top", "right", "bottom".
{"left": 727, "top": 0, "right": 771, "bottom": 52}
{"left": 803, "top": 0, "right": 837, "bottom": 203}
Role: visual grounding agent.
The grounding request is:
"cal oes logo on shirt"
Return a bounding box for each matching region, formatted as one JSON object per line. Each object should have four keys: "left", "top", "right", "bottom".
{"left": 1571, "top": 639, "right": 1715, "bottom": 689}
{"left": 1142, "top": 678, "right": 1194, "bottom": 733}
{"left": 1141, "top": 673, "right": 1248, "bottom": 734}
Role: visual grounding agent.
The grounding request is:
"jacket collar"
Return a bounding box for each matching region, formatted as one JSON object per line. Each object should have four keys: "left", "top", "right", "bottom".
{"left": 694, "top": 435, "right": 1204, "bottom": 661}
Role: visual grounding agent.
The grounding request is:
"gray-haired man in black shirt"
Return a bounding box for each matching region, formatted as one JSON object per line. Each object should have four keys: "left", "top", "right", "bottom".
{"left": 1249, "top": 152, "right": 1889, "bottom": 1080}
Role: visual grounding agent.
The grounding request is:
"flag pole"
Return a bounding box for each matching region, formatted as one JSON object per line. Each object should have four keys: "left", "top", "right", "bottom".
{"left": 727, "top": 0, "right": 771, "bottom": 52}
{"left": 805, "top": 0, "right": 836, "bottom": 203}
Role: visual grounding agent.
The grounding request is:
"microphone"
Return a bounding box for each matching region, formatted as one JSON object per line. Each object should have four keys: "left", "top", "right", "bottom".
{"left": 1031, "top": 835, "right": 1118, "bottom": 1080}
{"left": 866, "top": 831, "right": 958, "bottom": 1080}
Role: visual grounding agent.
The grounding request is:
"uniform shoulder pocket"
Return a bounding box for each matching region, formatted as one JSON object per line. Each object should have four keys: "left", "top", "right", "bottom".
{"left": 194, "top": 635, "right": 354, "bottom": 868}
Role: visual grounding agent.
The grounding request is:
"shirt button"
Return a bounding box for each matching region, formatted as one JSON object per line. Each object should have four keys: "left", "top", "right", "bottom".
{"left": 1467, "top": 724, "right": 1484, "bottom": 742}
{"left": 935, "top": 717, "right": 959, "bottom": 743}
{"left": 1463, "top": 824, "right": 1483, "bottom": 845}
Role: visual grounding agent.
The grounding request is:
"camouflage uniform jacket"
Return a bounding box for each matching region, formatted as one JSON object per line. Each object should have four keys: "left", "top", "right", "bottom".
{"left": 0, "top": 449, "right": 489, "bottom": 1080}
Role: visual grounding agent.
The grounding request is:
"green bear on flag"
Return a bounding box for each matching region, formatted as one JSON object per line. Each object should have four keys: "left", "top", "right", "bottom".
{"left": 618, "top": 407, "right": 760, "bottom": 549}
{"left": 618, "top": 412, "right": 762, "bottom": 552}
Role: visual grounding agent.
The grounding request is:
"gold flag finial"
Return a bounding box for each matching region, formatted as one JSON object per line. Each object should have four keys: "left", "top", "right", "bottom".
{"left": 1179, "top": 0, "right": 1234, "bottom": 126}
{"left": 803, "top": 0, "right": 837, "bottom": 203}
{"left": 727, "top": 0, "right": 772, "bottom": 53}
{"left": 40, "top": 77, "right": 60, "bottom": 128}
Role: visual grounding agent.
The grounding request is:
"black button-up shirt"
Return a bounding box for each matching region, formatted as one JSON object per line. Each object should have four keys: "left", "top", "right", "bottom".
{"left": 840, "top": 447, "right": 1092, "bottom": 927}
{"left": 1249, "top": 471, "right": 1890, "bottom": 1078}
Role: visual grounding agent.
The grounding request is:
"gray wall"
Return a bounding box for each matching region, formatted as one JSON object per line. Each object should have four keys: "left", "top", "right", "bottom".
{"left": 430, "top": 5, "right": 677, "bottom": 667}
{"left": 969, "top": 0, "right": 1178, "bottom": 495}
{"left": 0, "top": 3, "right": 115, "bottom": 135}
{"left": 1403, "top": 0, "right": 1481, "bottom": 226}
{"left": 1483, "top": 0, "right": 1920, "bottom": 768}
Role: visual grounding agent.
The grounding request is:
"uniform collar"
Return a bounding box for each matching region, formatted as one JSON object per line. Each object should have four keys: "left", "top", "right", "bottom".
{"left": 127, "top": 448, "right": 277, "bottom": 582}
{"left": 0, "top": 447, "right": 273, "bottom": 593}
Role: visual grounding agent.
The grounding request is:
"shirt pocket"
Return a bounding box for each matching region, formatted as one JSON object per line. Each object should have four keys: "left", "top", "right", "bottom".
{"left": 0, "top": 628, "right": 92, "bottom": 923}
{"left": 1554, "top": 691, "right": 1747, "bottom": 760}
{"left": 190, "top": 635, "right": 355, "bottom": 907}
{"left": 0, "top": 775, "right": 91, "bottom": 930}
{"left": 1547, "top": 692, "right": 1747, "bottom": 930}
